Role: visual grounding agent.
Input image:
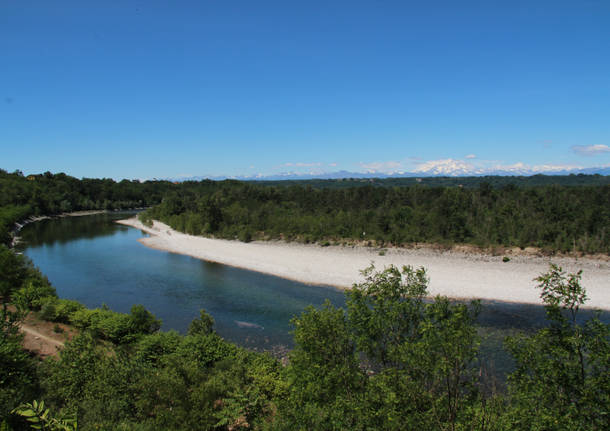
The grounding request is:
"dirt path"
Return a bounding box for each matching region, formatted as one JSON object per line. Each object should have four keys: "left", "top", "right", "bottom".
{"left": 20, "top": 324, "right": 64, "bottom": 346}
{"left": 18, "top": 316, "right": 75, "bottom": 358}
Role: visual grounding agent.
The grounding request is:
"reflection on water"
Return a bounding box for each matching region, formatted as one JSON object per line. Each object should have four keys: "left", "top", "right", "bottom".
{"left": 19, "top": 212, "right": 345, "bottom": 350}
{"left": 18, "top": 213, "right": 129, "bottom": 246}
{"left": 19, "top": 213, "right": 608, "bottom": 380}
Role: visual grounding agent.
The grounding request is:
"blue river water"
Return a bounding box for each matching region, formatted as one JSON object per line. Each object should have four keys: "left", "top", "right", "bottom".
{"left": 18, "top": 211, "right": 608, "bottom": 370}
{"left": 18, "top": 212, "right": 345, "bottom": 350}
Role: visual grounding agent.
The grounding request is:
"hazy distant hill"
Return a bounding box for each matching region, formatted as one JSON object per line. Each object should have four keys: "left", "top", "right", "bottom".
{"left": 169, "top": 166, "right": 610, "bottom": 182}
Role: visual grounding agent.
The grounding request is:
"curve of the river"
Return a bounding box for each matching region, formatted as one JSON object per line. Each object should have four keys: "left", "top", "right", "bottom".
{"left": 18, "top": 212, "right": 608, "bottom": 361}
{"left": 18, "top": 212, "right": 345, "bottom": 351}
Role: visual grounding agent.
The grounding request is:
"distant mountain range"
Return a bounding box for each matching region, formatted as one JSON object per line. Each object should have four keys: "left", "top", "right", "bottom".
{"left": 168, "top": 165, "right": 610, "bottom": 182}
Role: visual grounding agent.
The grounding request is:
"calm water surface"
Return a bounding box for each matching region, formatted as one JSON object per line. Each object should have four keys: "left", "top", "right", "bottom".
{"left": 18, "top": 212, "right": 345, "bottom": 350}
{"left": 18, "top": 213, "right": 608, "bottom": 371}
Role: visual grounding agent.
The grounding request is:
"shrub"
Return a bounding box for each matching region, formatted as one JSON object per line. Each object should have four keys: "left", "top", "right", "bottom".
{"left": 238, "top": 229, "right": 252, "bottom": 243}
{"left": 188, "top": 309, "right": 215, "bottom": 336}
{"left": 13, "top": 279, "right": 56, "bottom": 310}
{"left": 70, "top": 308, "right": 94, "bottom": 329}
{"left": 129, "top": 304, "right": 161, "bottom": 335}
{"left": 40, "top": 298, "right": 85, "bottom": 323}
{"left": 39, "top": 299, "right": 57, "bottom": 321}
{"left": 55, "top": 299, "right": 85, "bottom": 323}
{"left": 64, "top": 304, "right": 160, "bottom": 344}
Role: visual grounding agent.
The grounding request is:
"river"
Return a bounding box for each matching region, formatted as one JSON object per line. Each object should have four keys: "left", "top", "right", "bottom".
{"left": 17, "top": 211, "right": 608, "bottom": 375}
{"left": 17, "top": 212, "right": 345, "bottom": 351}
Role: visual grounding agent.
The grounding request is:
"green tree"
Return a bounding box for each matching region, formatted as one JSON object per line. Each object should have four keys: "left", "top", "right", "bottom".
{"left": 0, "top": 246, "right": 29, "bottom": 314}
{"left": 12, "top": 400, "right": 77, "bottom": 431}
{"left": 276, "top": 301, "right": 365, "bottom": 430}
{"left": 129, "top": 304, "right": 161, "bottom": 335}
{"left": 346, "top": 264, "right": 428, "bottom": 368}
{"left": 187, "top": 309, "right": 215, "bottom": 336}
{"left": 414, "top": 297, "right": 482, "bottom": 430}
{"left": 505, "top": 264, "right": 609, "bottom": 430}
{"left": 0, "top": 334, "right": 38, "bottom": 426}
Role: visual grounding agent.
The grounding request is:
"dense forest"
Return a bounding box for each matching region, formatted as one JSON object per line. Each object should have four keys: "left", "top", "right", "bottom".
{"left": 1, "top": 169, "right": 609, "bottom": 429}
{"left": 255, "top": 173, "right": 610, "bottom": 189}
{"left": 3, "top": 168, "right": 609, "bottom": 254}
{"left": 1, "top": 245, "right": 608, "bottom": 430}
{"left": 141, "top": 180, "right": 610, "bottom": 254}
{"left": 0, "top": 169, "right": 177, "bottom": 245}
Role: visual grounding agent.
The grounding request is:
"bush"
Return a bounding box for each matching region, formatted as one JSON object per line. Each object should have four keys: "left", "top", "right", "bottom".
{"left": 0, "top": 336, "right": 38, "bottom": 423}
{"left": 39, "top": 298, "right": 84, "bottom": 323}
{"left": 70, "top": 308, "right": 95, "bottom": 329}
{"left": 13, "top": 279, "right": 56, "bottom": 310}
{"left": 135, "top": 331, "right": 182, "bottom": 365}
{"left": 39, "top": 299, "right": 57, "bottom": 321}
{"left": 238, "top": 229, "right": 252, "bottom": 243}
{"left": 64, "top": 304, "right": 160, "bottom": 344}
{"left": 129, "top": 304, "right": 161, "bottom": 335}
{"left": 188, "top": 309, "right": 215, "bottom": 336}
{"left": 505, "top": 264, "right": 609, "bottom": 429}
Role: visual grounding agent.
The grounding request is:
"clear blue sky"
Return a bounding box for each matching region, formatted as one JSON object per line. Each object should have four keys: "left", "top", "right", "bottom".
{"left": 2, "top": 0, "right": 609, "bottom": 179}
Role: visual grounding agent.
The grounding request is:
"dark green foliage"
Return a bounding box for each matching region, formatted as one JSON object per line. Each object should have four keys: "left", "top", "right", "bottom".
{"left": 0, "top": 246, "right": 55, "bottom": 344}
{"left": 0, "top": 246, "right": 56, "bottom": 320}
{"left": 39, "top": 298, "right": 84, "bottom": 323}
{"left": 1, "top": 168, "right": 608, "bottom": 252}
{"left": 67, "top": 304, "right": 160, "bottom": 344}
{"left": 0, "top": 169, "right": 177, "bottom": 245}
{"left": 38, "top": 329, "right": 283, "bottom": 430}
{"left": 129, "top": 304, "right": 162, "bottom": 335}
{"left": 0, "top": 205, "right": 31, "bottom": 245}
{"left": 133, "top": 330, "right": 183, "bottom": 365}
{"left": 188, "top": 308, "right": 216, "bottom": 336}
{"left": 505, "top": 265, "right": 609, "bottom": 430}
{"left": 0, "top": 245, "right": 30, "bottom": 305}
{"left": 1, "top": 253, "right": 607, "bottom": 429}
{"left": 0, "top": 247, "right": 49, "bottom": 426}
{"left": 37, "top": 298, "right": 161, "bottom": 344}
{"left": 273, "top": 265, "right": 483, "bottom": 430}
{"left": 12, "top": 279, "right": 56, "bottom": 311}
{"left": 142, "top": 180, "right": 610, "bottom": 253}
{"left": 255, "top": 174, "right": 610, "bottom": 189}
{"left": 0, "top": 166, "right": 607, "bottom": 429}
{"left": 12, "top": 399, "right": 77, "bottom": 431}
{"left": 276, "top": 301, "right": 365, "bottom": 430}
{"left": 347, "top": 265, "right": 428, "bottom": 368}
{"left": 414, "top": 297, "right": 482, "bottom": 428}
{"left": 0, "top": 334, "right": 38, "bottom": 426}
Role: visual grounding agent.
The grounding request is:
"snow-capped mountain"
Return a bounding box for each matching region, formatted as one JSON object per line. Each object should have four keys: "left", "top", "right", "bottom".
{"left": 412, "top": 159, "right": 485, "bottom": 176}
{"left": 168, "top": 164, "right": 610, "bottom": 182}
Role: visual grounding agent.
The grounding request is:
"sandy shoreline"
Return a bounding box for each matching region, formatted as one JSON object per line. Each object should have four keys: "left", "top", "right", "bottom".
{"left": 117, "top": 217, "right": 610, "bottom": 310}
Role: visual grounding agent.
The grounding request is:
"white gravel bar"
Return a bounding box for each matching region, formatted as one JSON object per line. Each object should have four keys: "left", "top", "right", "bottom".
{"left": 117, "top": 217, "right": 610, "bottom": 310}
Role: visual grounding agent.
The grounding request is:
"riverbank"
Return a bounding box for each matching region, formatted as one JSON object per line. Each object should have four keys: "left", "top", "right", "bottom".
{"left": 10, "top": 209, "right": 148, "bottom": 247}
{"left": 11, "top": 210, "right": 109, "bottom": 246}
{"left": 117, "top": 217, "right": 610, "bottom": 309}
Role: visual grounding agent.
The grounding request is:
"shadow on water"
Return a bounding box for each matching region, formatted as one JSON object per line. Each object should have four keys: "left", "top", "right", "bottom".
{"left": 19, "top": 213, "right": 345, "bottom": 351}
{"left": 473, "top": 299, "right": 609, "bottom": 390}
{"left": 19, "top": 213, "right": 609, "bottom": 385}
{"left": 17, "top": 211, "right": 139, "bottom": 247}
